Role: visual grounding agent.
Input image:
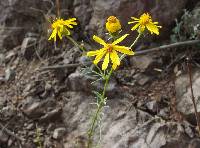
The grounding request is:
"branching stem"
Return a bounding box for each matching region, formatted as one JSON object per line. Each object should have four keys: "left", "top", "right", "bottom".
{"left": 187, "top": 56, "right": 200, "bottom": 136}
{"left": 120, "top": 33, "right": 142, "bottom": 60}
{"left": 87, "top": 69, "right": 113, "bottom": 148}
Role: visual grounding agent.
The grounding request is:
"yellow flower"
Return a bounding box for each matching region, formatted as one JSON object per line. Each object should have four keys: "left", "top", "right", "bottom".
{"left": 48, "top": 18, "right": 77, "bottom": 42}
{"left": 128, "top": 13, "right": 161, "bottom": 35}
{"left": 87, "top": 34, "right": 134, "bottom": 70}
{"left": 106, "top": 16, "right": 121, "bottom": 33}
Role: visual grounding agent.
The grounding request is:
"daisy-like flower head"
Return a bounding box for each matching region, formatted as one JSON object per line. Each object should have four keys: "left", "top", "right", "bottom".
{"left": 128, "top": 13, "right": 161, "bottom": 35}
{"left": 48, "top": 18, "right": 77, "bottom": 42}
{"left": 87, "top": 34, "right": 134, "bottom": 70}
{"left": 106, "top": 16, "right": 122, "bottom": 33}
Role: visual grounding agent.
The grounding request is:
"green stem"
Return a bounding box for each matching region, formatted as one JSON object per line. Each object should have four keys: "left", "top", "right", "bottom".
{"left": 102, "top": 69, "right": 113, "bottom": 99}
{"left": 120, "top": 33, "right": 142, "bottom": 60}
{"left": 130, "top": 33, "right": 142, "bottom": 48}
{"left": 87, "top": 69, "right": 113, "bottom": 148}
{"left": 66, "top": 36, "right": 85, "bottom": 51}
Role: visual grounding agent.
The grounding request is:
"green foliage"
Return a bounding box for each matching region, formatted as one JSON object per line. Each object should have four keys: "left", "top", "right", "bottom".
{"left": 171, "top": 9, "right": 200, "bottom": 42}
{"left": 34, "top": 127, "right": 43, "bottom": 148}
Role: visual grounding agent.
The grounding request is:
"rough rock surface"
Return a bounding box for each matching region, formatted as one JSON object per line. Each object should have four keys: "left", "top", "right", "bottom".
{"left": 175, "top": 70, "right": 200, "bottom": 116}
{"left": 62, "top": 92, "right": 194, "bottom": 148}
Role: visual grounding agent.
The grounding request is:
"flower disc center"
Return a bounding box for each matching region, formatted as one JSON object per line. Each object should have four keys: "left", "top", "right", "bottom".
{"left": 140, "top": 14, "right": 151, "bottom": 25}
{"left": 107, "top": 16, "right": 117, "bottom": 23}
{"left": 107, "top": 44, "right": 113, "bottom": 53}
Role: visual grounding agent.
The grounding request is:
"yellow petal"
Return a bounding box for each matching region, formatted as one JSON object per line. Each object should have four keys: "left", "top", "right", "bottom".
{"left": 69, "top": 21, "right": 78, "bottom": 25}
{"left": 93, "top": 35, "right": 106, "bottom": 46}
{"left": 128, "top": 20, "right": 139, "bottom": 24}
{"left": 131, "top": 17, "right": 139, "bottom": 20}
{"left": 64, "top": 21, "right": 77, "bottom": 26}
{"left": 60, "top": 25, "right": 64, "bottom": 33}
{"left": 146, "top": 23, "right": 159, "bottom": 35}
{"left": 112, "top": 63, "right": 117, "bottom": 70}
{"left": 66, "top": 24, "right": 74, "bottom": 28}
{"left": 87, "top": 50, "right": 99, "bottom": 56}
{"left": 48, "top": 35, "right": 53, "bottom": 41}
{"left": 112, "top": 34, "right": 129, "bottom": 45}
{"left": 93, "top": 50, "right": 106, "bottom": 65}
{"left": 48, "top": 28, "right": 57, "bottom": 41}
{"left": 110, "top": 50, "right": 120, "bottom": 66}
{"left": 113, "top": 45, "right": 134, "bottom": 55}
{"left": 87, "top": 48, "right": 105, "bottom": 56}
{"left": 131, "top": 23, "right": 140, "bottom": 31}
{"left": 128, "top": 21, "right": 134, "bottom": 24}
{"left": 68, "top": 18, "right": 76, "bottom": 21}
{"left": 102, "top": 53, "right": 110, "bottom": 70}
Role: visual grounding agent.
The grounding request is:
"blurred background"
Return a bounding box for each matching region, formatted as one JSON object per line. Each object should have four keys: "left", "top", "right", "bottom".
{"left": 0, "top": 0, "right": 199, "bottom": 49}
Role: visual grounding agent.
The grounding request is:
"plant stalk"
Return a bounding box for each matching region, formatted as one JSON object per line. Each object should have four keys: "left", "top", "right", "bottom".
{"left": 87, "top": 69, "right": 113, "bottom": 148}
{"left": 187, "top": 58, "right": 200, "bottom": 136}
{"left": 87, "top": 32, "right": 141, "bottom": 147}
{"left": 56, "top": 0, "right": 60, "bottom": 17}
{"left": 130, "top": 33, "right": 142, "bottom": 48}
{"left": 120, "top": 33, "right": 142, "bottom": 60}
{"left": 66, "top": 36, "right": 85, "bottom": 51}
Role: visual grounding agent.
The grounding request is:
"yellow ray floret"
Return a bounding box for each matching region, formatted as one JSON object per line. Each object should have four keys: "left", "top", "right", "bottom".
{"left": 48, "top": 18, "right": 77, "bottom": 42}
{"left": 87, "top": 34, "right": 134, "bottom": 70}
{"left": 128, "top": 13, "right": 161, "bottom": 35}
{"left": 106, "top": 16, "right": 121, "bottom": 33}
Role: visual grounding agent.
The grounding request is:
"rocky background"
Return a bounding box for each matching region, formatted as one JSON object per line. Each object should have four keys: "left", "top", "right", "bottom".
{"left": 1, "top": 0, "right": 200, "bottom": 148}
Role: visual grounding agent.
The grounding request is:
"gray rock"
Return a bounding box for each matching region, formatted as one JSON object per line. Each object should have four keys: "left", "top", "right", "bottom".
{"left": 5, "top": 51, "right": 16, "bottom": 63}
{"left": 21, "top": 37, "right": 37, "bottom": 60}
{"left": 135, "top": 74, "right": 151, "bottom": 86}
{"left": 0, "top": 0, "right": 43, "bottom": 49}
{"left": 105, "top": 119, "right": 190, "bottom": 148}
{"left": 175, "top": 70, "right": 200, "bottom": 116}
{"left": 146, "top": 100, "right": 158, "bottom": 113}
{"left": 115, "top": 69, "right": 136, "bottom": 86}
{"left": 61, "top": 91, "right": 197, "bottom": 147}
{"left": 188, "top": 138, "right": 200, "bottom": 148}
{"left": 0, "top": 131, "right": 9, "bottom": 143}
{"left": 39, "top": 108, "right": 62, "bottom": 122}
{"left": 5, "top": 68, "right": 15, "bottom": 81}
{"left": 67, "top": 70, "right": 118, "bottom": 96}
{"left": 78, "top": 56, "right": 91, "bottom": 66}
{"left": 130, "top": 55, "right": 154, "bottom": 71}
{"left": 1, "top": 106, "right": 16, "bottom": 118}
{"left": 44, "top": 137, "right": 52, "bottom": 148}
{"left": 0, "top": 0, "right": 198, "bottom": 51}
{"left": 85, "top": 0, "right": 195, "bottom": 40}
{"left": 26, "top": 123, "right": 34, "bottom": 130}
{"left": 53, "top": 127, "right": 66, "bottom": 139}
{"left": 0, "top": 54, "right": 5, "bottom": 66}
{"left": 158, "top": 108, "right": 170, "bottom": 118}
{"left": 7, "top": 138, "right": 14, "bottom": 147}
{"left": 22, "top": 97, "right": 56, "bottom": 118}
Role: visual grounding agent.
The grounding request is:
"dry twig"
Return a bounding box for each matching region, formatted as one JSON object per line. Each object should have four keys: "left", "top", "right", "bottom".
{"left": 0, "top": 122, "right": 24, "bottom": 141}
{"left": 187, "top": 56, "right": 200, "bottom": 136}
{"left": 135, "top": 40, "right": 200, "bottom": 56}
{"left": 38, "top": 63, "right": 81, "bottom": 71}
